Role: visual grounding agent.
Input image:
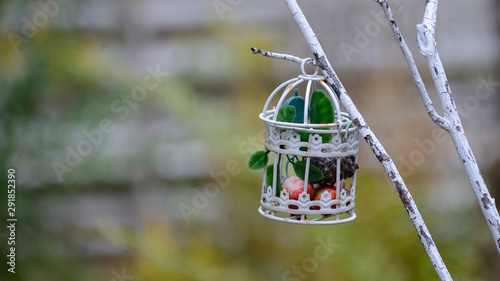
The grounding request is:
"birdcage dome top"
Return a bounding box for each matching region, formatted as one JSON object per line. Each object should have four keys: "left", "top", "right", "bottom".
{"left": 259, "top": 58, "right": 358, "bottom": 159}
{"left": 259, "top": 58, "right": 356, "bottom": 136}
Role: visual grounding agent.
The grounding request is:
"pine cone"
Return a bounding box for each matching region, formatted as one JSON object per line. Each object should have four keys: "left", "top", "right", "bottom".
{"left": 310, "top": 156, "right": 359, "bottom": 186}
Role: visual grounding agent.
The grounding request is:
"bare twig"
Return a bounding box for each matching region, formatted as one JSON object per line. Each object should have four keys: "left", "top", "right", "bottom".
{"left": 251, "top": 47, "right": 317, "bottom": 65}
{"left": 282, "top": 0, "right": 453, "bottom": 280}
{"left": 375, "top": 0, "right": 500, "bottom": 254}
{"left": 374, "top": 0, "right": 448, "bottom": 129}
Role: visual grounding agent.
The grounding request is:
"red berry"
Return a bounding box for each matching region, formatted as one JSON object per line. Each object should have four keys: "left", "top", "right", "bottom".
{"left": 282, "top": 176, "right": 314, "bottom": 209}
{"left": 313, "top": 186, "right": 337, "bottom": 201}
{"left": 310, "top": 186, "right": 337, "bottom": 210}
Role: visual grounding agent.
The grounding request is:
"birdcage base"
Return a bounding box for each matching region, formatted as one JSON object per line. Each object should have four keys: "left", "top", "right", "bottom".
{"left": 258, "top": 206, "right": 356, "bottom": 225}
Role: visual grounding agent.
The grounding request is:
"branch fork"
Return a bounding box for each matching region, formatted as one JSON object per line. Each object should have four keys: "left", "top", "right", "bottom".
{"left": 416, "top": 24, "right": 437, "bottom": 58}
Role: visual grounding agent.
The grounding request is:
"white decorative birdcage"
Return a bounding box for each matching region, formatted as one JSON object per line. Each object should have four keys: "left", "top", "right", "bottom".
{"left": 257, "top": 58, "right": 360, "bottom": 225}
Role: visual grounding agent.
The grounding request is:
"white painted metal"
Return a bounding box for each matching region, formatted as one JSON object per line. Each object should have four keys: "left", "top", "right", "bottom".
{"left": 259, "top": 62, "right": 359, "bottom": 225}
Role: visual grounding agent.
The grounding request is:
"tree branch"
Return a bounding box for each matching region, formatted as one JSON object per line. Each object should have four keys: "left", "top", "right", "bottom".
{"left": 375, "top": 0, "right": 448, "bottom": 129}
{"left": 375, "top": 0, "right": 500, "bottom": 254}
{"left": 251, "top": 47, "right": 317, "bottom": 65}
{"left": 282, "top": 0, "right": 453, "bottom": 279}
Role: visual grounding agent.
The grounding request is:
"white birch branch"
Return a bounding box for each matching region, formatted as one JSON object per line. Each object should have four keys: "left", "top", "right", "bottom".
{"left": 375, "top": 0, "right": 500, "bottom": 254}
{"left": 251, "top": 47, "right": 317, "bottom": 65}
{"left": 281, "top": 0, "right": 453, "bottom": 280}
{"left": 374, "top": 0, "right": 448, "bottom": 129}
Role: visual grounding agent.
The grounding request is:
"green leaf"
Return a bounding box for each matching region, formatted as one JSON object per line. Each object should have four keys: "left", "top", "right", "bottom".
{"left": 310, "top": 90, "right": 334, "bottom": 143}
{"left": 266, "top": 164, "right": 274, "bottom": 187}
{"left": 317, "top": 128, "right": 332, "bottom": 143}
{"left": 298, "top": 131, "right": 309, "bottom": 142}
{"left": 293, "top": 161, "right": 324, "bottom": 182}
{"left": 310, "top": 90, "right": 334, "bottom": 124}
{"left": 275, "top": 159, "right": 282, "bottom": 196}
{"left": 266, "top": 162, "right": 282, "bottom": 196}
{"left": 277, "top": 105, "right": 296, "bottom": 123}
{"left": 248, "top": 151, "right": 268, "bottom": 170}
{"left": 298, "top": 132, "right": 309, "bottom": 151}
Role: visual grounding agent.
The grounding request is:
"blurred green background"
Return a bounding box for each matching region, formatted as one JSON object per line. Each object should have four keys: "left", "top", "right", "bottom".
{"left": 1, "top": 0, "right": 500, "bottom": 280}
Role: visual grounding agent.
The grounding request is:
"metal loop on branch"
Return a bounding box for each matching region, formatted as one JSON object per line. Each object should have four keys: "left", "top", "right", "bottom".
{"left": 300, "top": 57, "right": 318, "bottom": 77}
